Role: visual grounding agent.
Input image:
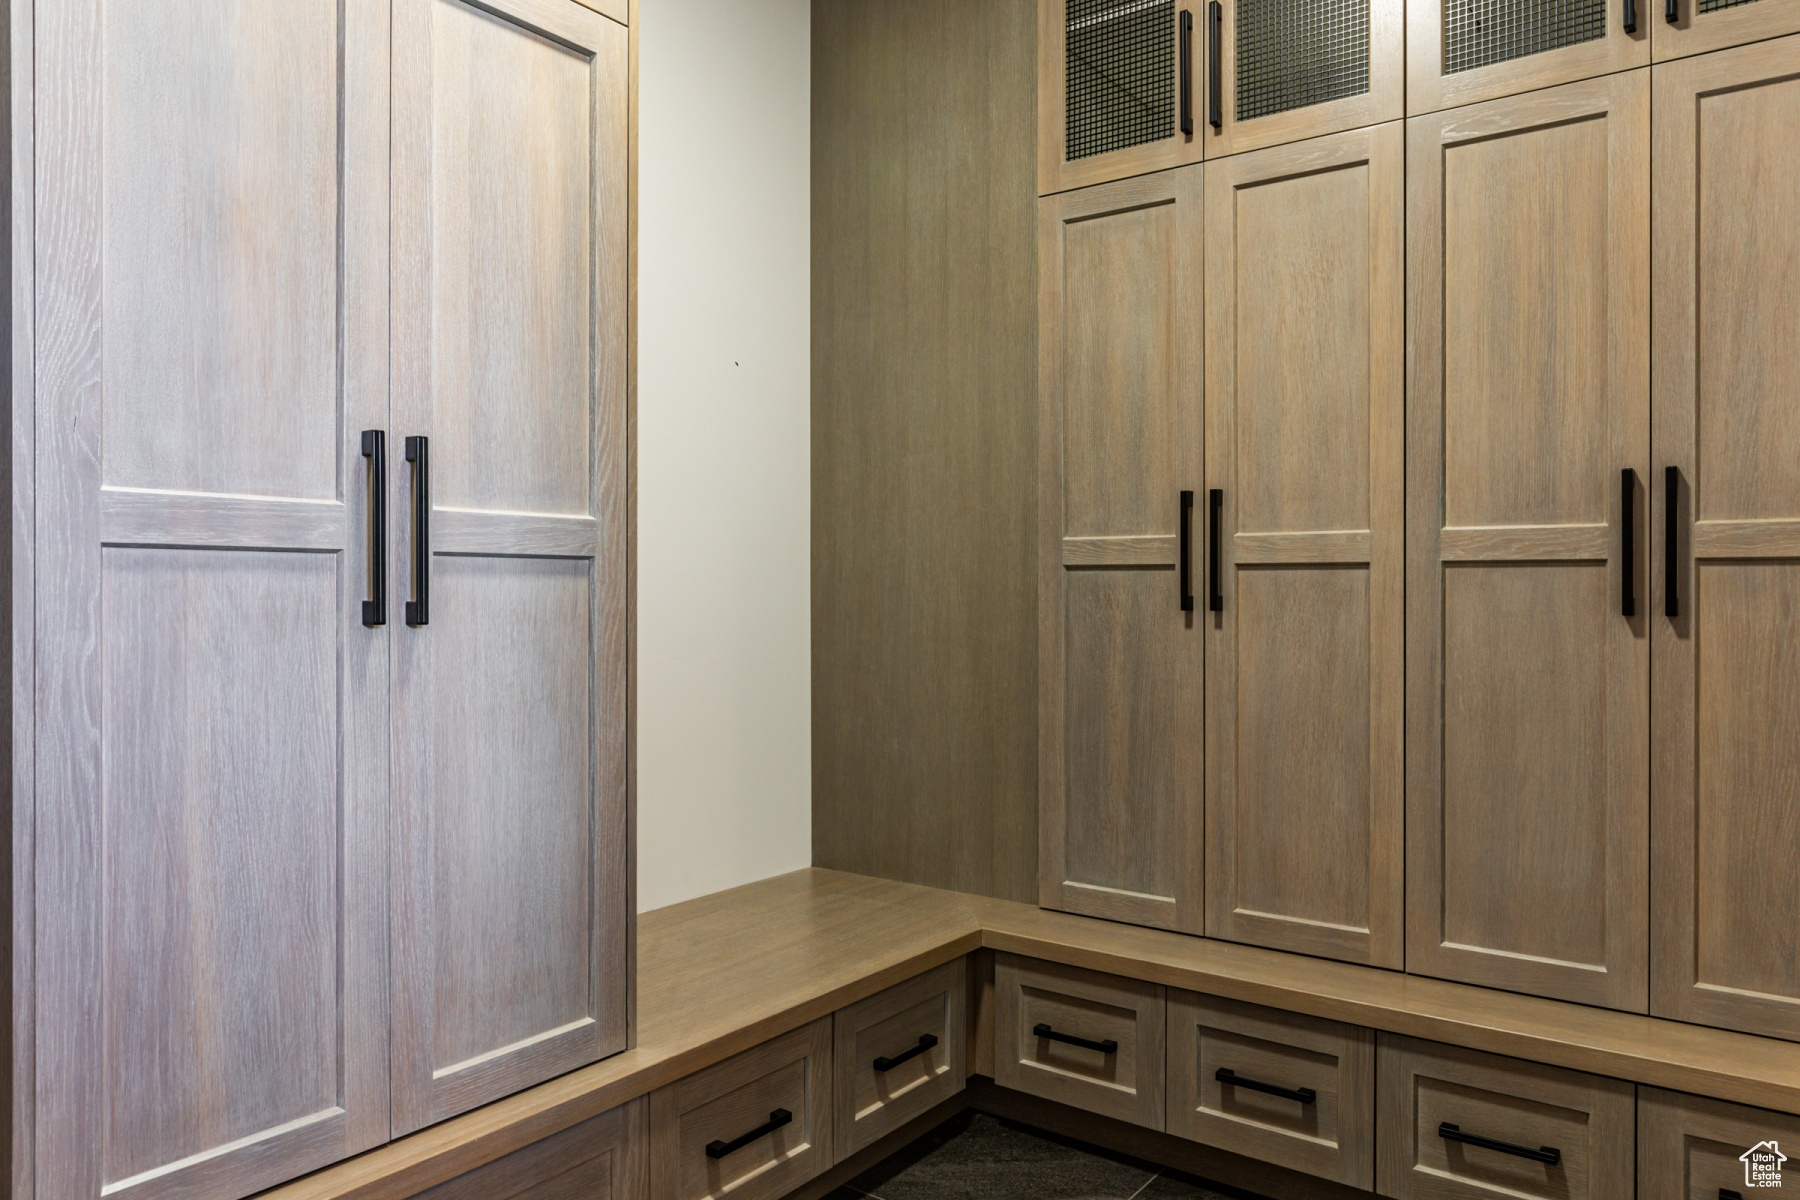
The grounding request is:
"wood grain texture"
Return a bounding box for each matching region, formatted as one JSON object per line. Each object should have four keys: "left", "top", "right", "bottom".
{"left": 647, "top": 1018, "right": 832, "bottom": 1200}
{"left": 388, "top": 0, "right": 631, "bottom": 1134}
{"left": 411, "top": 1100, "right": 645, "bottom": 1200}
{"left": 1203, "top": 123, "right": 1403, "bottom": 968}
{"left": 1406, "top": 0, "right": 1647, "bottom": 114}
{"left": 1638, "top": 1087, "right": 1800, "bottom": 1197}
{"left": 810, "top": 0, "right": 1040, "bottom": 905}
{"left": 1375, "top": 1034, "right": 1635, "bottom": 1200}
{"left": 1038, "top": 167, "right": 1204, "bottom": 935}
{"left": 1654, "top": 0, "right": 1800, "bottom": 58}
{"left": 831, "top": 958, "right": 966, "bottom": 1159}
{"left": 1651, "top": 34, "right": 1800, "bottom": 1045}
{"left": 258, "top": 870, "right": 1800, "bottom": 1200}
{"left": 1203, "top": 0, "right": 1403, "bottom": 158}
{"left": 1406, "top": 73, "right": 1650, "bottom": 1012}
{"left": 32, "top": 4, "right": 392, "bottom": 1198}
{"left": 1036, "top": 0, "right": 1202, "bottom": 195}
{"left": 1166, "top": 991, "right": 1375, "bottom": 1189}
{"left": 993, "top": 952, "right": 1165, "bottom": 1129}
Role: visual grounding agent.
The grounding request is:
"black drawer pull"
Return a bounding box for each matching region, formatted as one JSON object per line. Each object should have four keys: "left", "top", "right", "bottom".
{"left": 1208, "top": 488, "right": 1224, "bottom": 612}
{"left": 1215, "top": 1067, "right": 1316, "bottom": 1105}
{"left": 1178, "top": 9, "right": 1194, "bottom": 136}
{"left": 1624, "top": 0, "right": 1637, "bottom": 33}
{"left": 1667, "top": 0, "right": 1680, "bottom": 20}
{"left": 1180, "top": 489, "right": 1195, "bottom": 612}
{"left": 1665, "top": 465, "right": 1681, "bottom": 618}
{"left": 1621, "top": 467, "right": 1638, "bottom": 617}
{"left": 1033, "top": 1023, "right": 1117, "bottom": 1055}
{"left": 873, "top": 1033, "right": 938, "bottom": 1072}
{"left": 360, "top": 430, "right": 387, "bottom": 627}
{"left": 705, "top": 1108, "right": 792, "bottom": 1159}
{"left": 1206, "top": 1, "right": 1222, "bottom": 130}
{"left": 1438, "top": 1122, "right": 1561, "bottom": 1166}
{"left": 405, "top": 435, "right": 430, "bottom": 627}
{"left": 1721, "top": 1191, "right": 1744, "bottom": 1200}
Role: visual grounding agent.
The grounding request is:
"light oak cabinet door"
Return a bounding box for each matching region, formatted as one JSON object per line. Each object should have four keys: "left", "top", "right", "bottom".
{"left": 1406, "top": 73, "right": 1650, "bottom": 1011}
{"left": 1638, "top": 1087, "right": 1800, "bottom": 1196}
{"left": 1655, "top": 0, "right": 1800, "bottom": 57}
{"left": 389, "top": 0, "right": 632, "bottom": 1133}
{"left": 1202, "top": 123, "right": 1404, "bottom": 968}
{"left": 1650, "top": 36, "right": 1800, "bottom": 1044}
{"left": 1039, "top": 169, "right": 1204, "bottom": 935}
{"left": 1038, "top": 0, "right": 1202, "bottom": 195}
{"left": 1201, "top": 0, "right": 1403, "bottom": 157}
{"left": 31, "top": 3, "right": 393, "bottom": 1199}
{"left": 1407, "top": 0, "right": 1647, "bottom": 113}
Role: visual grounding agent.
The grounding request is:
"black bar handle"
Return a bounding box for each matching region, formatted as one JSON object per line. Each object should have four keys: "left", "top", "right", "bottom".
{"left": 873, "top": 1033, "right": 939, "bottom": 1073}
{"left": 1179, "top": 9, "right": 1194, "bottom": 136}
{"left": 405, "top": 436, "right": 430, "bottom": 627}
{"left": 1438, "top": 1122, "right": 1561, "bottom": 1166}
{"left": 1214, "top": 1067, "right": 1316, "bottom": 1105}
{"left": 1208, "top": 488, "right": 1223, "bottom": 612}
{"left": 361, "top": 430, "right": 387, "bottom": 627}
{"left": 1180, "top": 490, "right": 1195, "bottom": 612}
{"left": 1034, "top": 1023, "right": 1117, "bottom": 1055}
{"left": 1624, "top": 0, "right": 1637, "bottom": 33}
{"left": 1622, "top": 468, "right": 1638, "bottom": 617}
{"left": 1206, "top": 1, "right": 1222, "bottom": 130}
{"left": 1665, "top": 465, "right": 1681, "bottom": 619}
{"left": 1722, "top": 1191, "right": 1745, "bottom": 1200}
{"left": 1666, "top": 0, "right": 1679, "bottom": 21}
{"left": 705, "top": 1108, "right": 792, "bottom": 1159}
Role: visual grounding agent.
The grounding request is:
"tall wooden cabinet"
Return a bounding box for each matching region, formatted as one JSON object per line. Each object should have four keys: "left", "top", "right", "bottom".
{"left": 1650, "top": 34, "right": 1800, "bottom": 1043}
{"left": 1201, "top": 123, "right": 1405, "bottom": 968}
{"left": 12, "top": 0, "right": 635, "bottom": 1196}
{"left": 1405, "top": 72, "right": 1651, "bottom": 1012}
{"left": 1038, "top": 169, "right": 1205, "bottom": 935}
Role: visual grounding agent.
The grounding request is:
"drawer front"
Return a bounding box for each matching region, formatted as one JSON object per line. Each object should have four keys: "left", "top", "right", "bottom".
{"left": 1376, "top": 1034, "right": 1634, "bottom": 1200}
{"left": 1639, "top": 1087, "right": 1800, "bottom": 1199}
{"left": 649, "top": 1017, "right": 832, "bottom": 1200}
{"left": 415, "top": 1100, "right": 647, "bottom": 1200}
{"left": 1167, "top": 991, "right": 1374, "bottom": 1189}
{"left": 834, "top": 957, "right": 968, "bottom": 1158}
{"left": 993, "top": 953, "right": 1165, "bottom": 1128}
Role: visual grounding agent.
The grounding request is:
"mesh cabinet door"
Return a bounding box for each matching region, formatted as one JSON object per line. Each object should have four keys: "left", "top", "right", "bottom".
{"left": 1408, "top": 0, "right": 1647, "bottom": 112}
{"left": 1039, "top": 0, "right": 1203, "bottom": 193}
{"left": 1653, "top": 0, "right": 1800, "bottom": 59}
{"left": 1203, "top": 0, "right": 1402, "bottom": 157}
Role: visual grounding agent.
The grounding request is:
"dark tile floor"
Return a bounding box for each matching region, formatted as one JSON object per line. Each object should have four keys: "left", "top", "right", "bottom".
{"left": 825, "top": 1112, "right": 1268, "bottom": 1200}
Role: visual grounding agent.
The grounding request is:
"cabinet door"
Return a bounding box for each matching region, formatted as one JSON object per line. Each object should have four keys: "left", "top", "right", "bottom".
{"left": 32, "top": 3, "right": 392, "bottom": 1199}
{"left": 1639, "top": 1088, "right": 1800, "bottom": 1197}
{"left": 389, "top": 0, "right": 631, "bottom": 1133}
{"left": 1202, "top": 0, "right": 1403, "bottom": 158}
{"left": 1656, "top": 0, "right": 1800, "bottom": 57}
{"left": 1202, "top": 123, "right": 1404, "bottom": 968}
{"left": 1039, "top": 0, "right": 1202, "bottom": 195}
{"left": 1406, "top": 0, "right": 1646, "bottom": 114}
{"left": 1406, "top": 72, "right": 1650, "bottom": 1011}
{"left": 1651, "top": 36, "right": 1800, "bottom": 1043}
{"left": 1039, "top": 169, "right": 1204, "bottom": 935}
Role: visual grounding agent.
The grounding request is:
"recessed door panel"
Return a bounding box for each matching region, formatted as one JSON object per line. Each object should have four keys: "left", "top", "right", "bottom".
{"left": 1407, "top": 73, "right": 1649, "bottom": 1010}
{"left": 34, "top": 3, "right": 393, "bottom": 1198}
{"left": 1653, "top": 36, "right": 1800, "bottom": 1042}
{"left": 1204, "top": 124, "right": 1403, "bottom": 966}
{"left": 390, "top": 0, "right": 631, "bottom": 1132}
{"left": 1040, "top": 169, "right": 1203, "bottom": 934}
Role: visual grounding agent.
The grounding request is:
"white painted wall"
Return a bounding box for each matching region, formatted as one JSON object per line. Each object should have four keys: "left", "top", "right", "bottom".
{"left": 635, "top": 0, "right": 813, "bottom": 912}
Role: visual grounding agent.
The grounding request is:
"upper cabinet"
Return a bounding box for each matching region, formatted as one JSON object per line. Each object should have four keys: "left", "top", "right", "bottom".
{"left": 1038, "top": 0, "right": 1203, "bottom": 194}
{"left": 1650, "top": 34, "right": 1800, "bottom": 1043}
{"left": 1404, "top": 71, "right": 1651, "bottom": 1012}
{"left": 1655, "top": 0, "right": 1800, "bottom": 56}
{"left": 1406, "top": 0, "right": 1647, "bottom": 113}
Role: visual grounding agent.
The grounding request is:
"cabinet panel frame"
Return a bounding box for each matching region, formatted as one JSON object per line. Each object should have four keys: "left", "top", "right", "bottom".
{"left": 1654, "top": 0, "right": 1800, "bottom": 58}
{"left": 1202, "top": 122, "right": 1404, "bottom": 968}
{"left": 1406, "top": 0, "right": 1647, "bottom": 114}
{"left": 1638, "top": 1087, "right": 1800, "bottom": 1198}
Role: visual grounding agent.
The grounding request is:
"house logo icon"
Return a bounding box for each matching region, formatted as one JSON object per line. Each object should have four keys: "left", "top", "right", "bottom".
{"left": 1742, "top": 1140, "right": 1788, "bottom": 1187}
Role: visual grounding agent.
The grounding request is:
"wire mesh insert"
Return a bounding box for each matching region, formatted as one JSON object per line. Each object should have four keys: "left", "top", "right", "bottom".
{"left": 1235, "top": 0, "right": 1369, "bottom": 123}
{"left": 1443, "top": 0, "right": 1605, "bottom": 75}
{"left": 1065, "top": 0, "right": 1176, "bottom": 161}
{"left": 1697, "top": 0, "right": 1760, "bottom": 15}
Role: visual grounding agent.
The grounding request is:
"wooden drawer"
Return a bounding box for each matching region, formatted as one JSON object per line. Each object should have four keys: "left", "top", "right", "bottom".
{"left": 649, "top": 1018, "right": 831, "bottom": 1200}
{"left": 993, "top": 953, "right": 1165, "bottom": 1128}
{"left": 1376, "top": 1034, "right": 1634, "bottom": 1200}
{"left": 833, "top": 957, "right": 967, "bottom": 1158}
{"left": 1639, "top": 1087, "right": 1800, "bottom": 1198}
{"left": 1167, "top": 991, "right": 1374, "bottom": 1189}
{"left": 415, "top": 1100, "right": 647, "bottom": 1200}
